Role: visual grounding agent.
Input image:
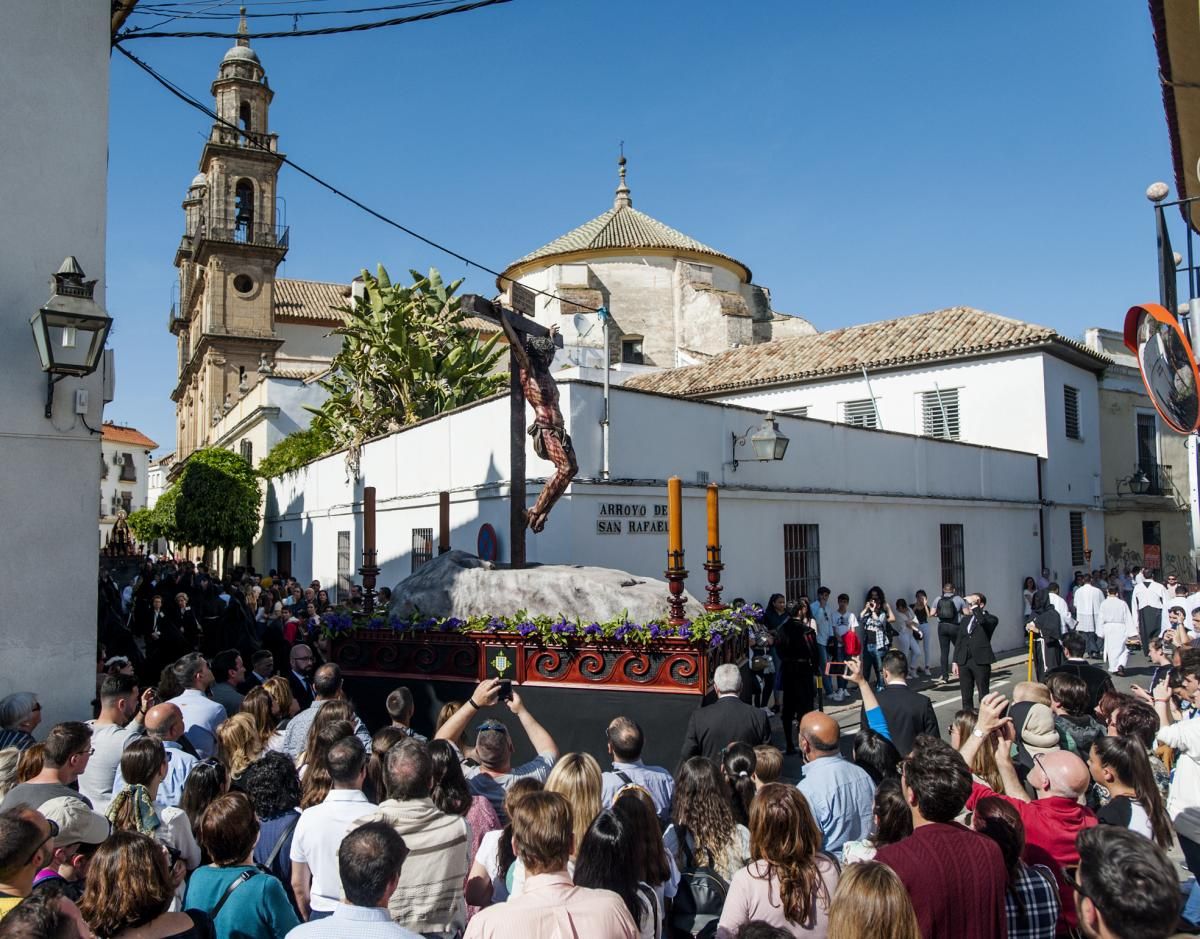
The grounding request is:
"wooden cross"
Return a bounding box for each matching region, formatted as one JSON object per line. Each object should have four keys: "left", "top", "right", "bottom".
{"left": 460, "top": 293, "right": 561, "bottom": 569}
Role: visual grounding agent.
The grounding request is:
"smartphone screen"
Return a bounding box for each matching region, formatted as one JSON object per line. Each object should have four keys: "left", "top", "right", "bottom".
{"left": 497, "top": 680, "right": 513, "bottom": 702}
{"left": 826, "top": 662, "right": 847, "bottom": 677}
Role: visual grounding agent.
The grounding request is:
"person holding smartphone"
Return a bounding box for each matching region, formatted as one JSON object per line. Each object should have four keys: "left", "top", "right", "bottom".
{"left": 857, "top": 588, "right": 895, "bottom": 692}
{"left": 953, "top": 593, "right": 998, "bottom": 711}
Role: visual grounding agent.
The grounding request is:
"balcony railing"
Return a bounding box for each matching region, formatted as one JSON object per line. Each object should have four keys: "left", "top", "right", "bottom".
{"left": 196, "top": 215, "right": 289, "bottom": 250}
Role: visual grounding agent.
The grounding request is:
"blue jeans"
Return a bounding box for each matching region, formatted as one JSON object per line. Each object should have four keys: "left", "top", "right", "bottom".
{"left": 862, "top": 646, "right": 883, "bottom": 689}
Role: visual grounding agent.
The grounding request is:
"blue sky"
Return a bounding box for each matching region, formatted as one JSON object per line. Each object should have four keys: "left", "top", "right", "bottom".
{"left": 107, "top": 0, "right": 1176, "bottom": 453}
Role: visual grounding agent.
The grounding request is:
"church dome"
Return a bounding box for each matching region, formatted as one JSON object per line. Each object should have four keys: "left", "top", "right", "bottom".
{"left": 500, "top": 157, "right": 752, "bottom": 284}
{"left": 222, "top": 44, "right": 260, "bottom": 65}
{"left": 189, "top": 173, "right": 207, "bottom": 189}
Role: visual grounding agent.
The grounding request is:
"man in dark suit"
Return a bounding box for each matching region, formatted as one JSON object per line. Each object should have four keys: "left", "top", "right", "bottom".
{"left": 681, "top": 663, "right": 771, "bottom": 765}
{"left": 1047, "top": 632, "right": 1114, "bottom": 711}
{"left": 238, "top": 649, "right": 276, "bottom": 694}
{"left": 865, "top": 650, "right": 938, "bottom": 756}
{"left": 287, "top": 643, "right": 315, "bottom": 711}
{"left": 954, "top": 592, "right": 998, "bottom": 710}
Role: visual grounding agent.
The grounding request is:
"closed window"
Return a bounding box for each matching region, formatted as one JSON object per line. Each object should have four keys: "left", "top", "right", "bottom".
{"left": 1069, "top": 512, "right": 1086, "bottom": 566}
{"left": 239, "top": 439, "right": 253, "bottom": 466}
{"left": 412, "top": 528, "right": 433, "bottom": 572}
{"left": 940, "top": 524, "right": 965, "bottom": 591}
{"left": 783, "top": 524, "right": 821, "bottom": 602}
{"left": 1064, "top": 386, "right": 1080, "bottom": 439}
{"left": 843, "top": 399, "right": 878, "bottom": 429}
{"left": 337, "top": 530, "right": 351, "bottom": 603}
{"left": 119, "top": 453, "right": 136, "bottom": 482}
{"left": 921, "top": 389, "right": 960, "bottom": 440}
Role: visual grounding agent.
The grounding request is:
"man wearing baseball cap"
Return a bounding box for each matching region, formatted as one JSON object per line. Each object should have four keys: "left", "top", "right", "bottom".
{"left": 31, "top": 797, "right": 110, "bottom": 903}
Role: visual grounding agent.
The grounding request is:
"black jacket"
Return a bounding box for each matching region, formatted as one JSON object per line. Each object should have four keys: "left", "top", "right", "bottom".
{"left": 867, "top": 683, "right": 939, "bottom": 756}
{"left": 954, "top": 609, "right": 999, "bottom": 666}
{"left": 680, "top": 695, "right": 771, "bottom": 766}
{"left": 287, "top": 671, "right": 314, "bottom": 711}
{"left": 1046, "top": 660, "right": 1115, "bottom": 712}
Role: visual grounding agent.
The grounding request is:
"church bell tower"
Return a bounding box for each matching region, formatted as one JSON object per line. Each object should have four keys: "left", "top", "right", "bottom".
{"left": 170, "top": 8, "right": 288, "bottom": 462}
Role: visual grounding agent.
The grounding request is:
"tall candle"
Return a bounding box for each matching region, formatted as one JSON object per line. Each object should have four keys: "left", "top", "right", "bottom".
{"left": 1082, "top": 524, "right": 1089, "bottom": 553}
{"left": 706, "top": 483, "right": 719, "bottom": 548}
{"left": 668, "top": 476, "right": 683, "bottom": 565}
{"left": 363, "top": 486, "right": 377, "bottom": 553}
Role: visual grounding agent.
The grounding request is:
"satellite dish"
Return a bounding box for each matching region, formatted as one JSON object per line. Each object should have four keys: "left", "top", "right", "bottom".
{"left": 572, "top": 313, "right": 595, "bottom": 338}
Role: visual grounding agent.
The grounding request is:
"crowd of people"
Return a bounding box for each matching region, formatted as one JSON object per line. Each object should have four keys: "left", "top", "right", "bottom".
{"left": 0, "top": 559, "right": 1193, "bottom": 938}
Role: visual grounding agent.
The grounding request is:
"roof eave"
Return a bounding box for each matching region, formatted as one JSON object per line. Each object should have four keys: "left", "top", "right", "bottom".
{"left": 1150, "top": 0, "right": 1200, "bottom": 233}
{"left": 496, "top": 245, "right": 752, "bottom": 293}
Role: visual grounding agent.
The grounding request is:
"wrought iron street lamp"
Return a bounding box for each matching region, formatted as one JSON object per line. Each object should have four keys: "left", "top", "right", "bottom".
{"left": 730, "top": 412, "right": 790, "bottom": 471}
{"left": 30, "top": 257, "right": 111, "bottom": 418}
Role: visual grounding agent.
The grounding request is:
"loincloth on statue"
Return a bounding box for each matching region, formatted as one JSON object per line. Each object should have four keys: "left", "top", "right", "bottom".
{"left": 527, "top": 421, "right": 575, "bottom": 462}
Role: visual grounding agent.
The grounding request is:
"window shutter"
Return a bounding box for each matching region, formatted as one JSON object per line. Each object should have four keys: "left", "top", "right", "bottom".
{"left": 1064, "top": 386, "right": 1080, "bottom": 439}
{"left": 921, "top": 389, "right": 960, "bottom": 440}
{"left": 843, "top": 399, "right": 878, "bottom": 428}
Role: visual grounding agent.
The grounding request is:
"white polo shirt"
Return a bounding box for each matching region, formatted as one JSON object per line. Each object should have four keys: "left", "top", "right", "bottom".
{"left": 290, "top": 788, "right": 375, "bottom": 912}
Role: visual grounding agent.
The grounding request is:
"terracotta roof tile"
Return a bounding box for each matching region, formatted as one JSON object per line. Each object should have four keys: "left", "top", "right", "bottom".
{"left": 506, "top": 204, "right": 750, "bottom": 280}
{"left": 102, "top": 423, "right": 158, "bottom": 449}
{"left": 625, "top": 307, "right": 1110, "bottom": 397}
{"left": 273, "top": 279, "right": 348, "bottom": 324}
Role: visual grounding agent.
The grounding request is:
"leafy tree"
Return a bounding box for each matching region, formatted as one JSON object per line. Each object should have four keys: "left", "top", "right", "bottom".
{"left": 174, "top": 447, "right": 261, "bottom": 554}
{"left": 127, "top": 485, "right": 180, "bottom": 550}
{"left": 257, "top": 424, "right": 336, "bottom": 479}
{"left": 311, "top": 265, "right": 506, "bottom": 474}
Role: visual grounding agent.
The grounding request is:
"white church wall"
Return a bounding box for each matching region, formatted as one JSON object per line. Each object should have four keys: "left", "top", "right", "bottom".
{"left": 0, "top": 0, "right": 110, "bottom": 726}
{"left": 268, "top": 382, "right": 1041, "bottom": 651}
{"left": 274, "top": 322, "right": 340, "bottom": 363}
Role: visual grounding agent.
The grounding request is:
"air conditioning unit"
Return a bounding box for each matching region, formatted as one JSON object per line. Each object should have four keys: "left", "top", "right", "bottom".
{"left": 112, "top": 452, "right": 124, "bottom": 466}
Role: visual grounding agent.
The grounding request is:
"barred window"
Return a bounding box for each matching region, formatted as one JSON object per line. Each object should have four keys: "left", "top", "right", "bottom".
{"left": 783, "top": 524, "right": 821, "bottom": 601}
{"left": 337, "top": 530, "right": 351, "bottom": 602}
{"left": 412, "top": 528, "right": 433, "bottom": 572}
{"left": 1069, "top": 512, "right": 1085, "bottom": 567}
{"left": 921, "top": 389, "right": 960, "bottom": 440}
{"left": 940, "top": 524, "right": 965, "bottom": 591}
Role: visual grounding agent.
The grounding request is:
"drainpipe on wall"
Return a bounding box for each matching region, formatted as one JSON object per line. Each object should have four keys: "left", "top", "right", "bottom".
{"left": 1037, "top": 457, "right": 1047, "bottom": 574}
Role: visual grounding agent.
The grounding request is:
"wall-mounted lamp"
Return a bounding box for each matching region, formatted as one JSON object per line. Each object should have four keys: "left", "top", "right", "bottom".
{"left": 30, "top": 257, "right": 111, "bottom": 419}
{"left": 1116, "top": 468, "right": 1152, "bottom": 496}
{"left": 730, "top": 412, "right": 790, "bottom": 471}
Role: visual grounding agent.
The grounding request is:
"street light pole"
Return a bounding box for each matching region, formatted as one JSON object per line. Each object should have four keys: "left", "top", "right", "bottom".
{"left": 599, "top": 306, "right": 611, "bottom": 480}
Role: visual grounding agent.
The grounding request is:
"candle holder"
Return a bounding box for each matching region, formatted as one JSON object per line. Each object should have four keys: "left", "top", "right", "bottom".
{"left": 703, "top": 544, "right": 726, "bottom": 611}
{"left": 359, "top": 547, "right": 381, "bottom": 615}
{"left": 665, "top": 549, "right": 688, "bottom": 625}
{"left": 1083, "top": 548, "right": 1093, "bottom": 568}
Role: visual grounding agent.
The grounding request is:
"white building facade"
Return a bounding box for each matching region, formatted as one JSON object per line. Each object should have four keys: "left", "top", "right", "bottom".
{"left": 100, "top": 423, "right": 158, "bottom": 547}
{"left": 629, "top": 307, "right": 1110, "bottom": 586}
{"left": 0, "top": 1, "right": 113, "bottom": 723}
{"left": 267, "top": 381, "right": 1043, "bottom": 653}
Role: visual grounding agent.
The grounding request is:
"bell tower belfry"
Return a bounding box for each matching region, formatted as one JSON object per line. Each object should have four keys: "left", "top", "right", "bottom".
{"left": 170, "top": 8, "right": 288, "bottom": 462}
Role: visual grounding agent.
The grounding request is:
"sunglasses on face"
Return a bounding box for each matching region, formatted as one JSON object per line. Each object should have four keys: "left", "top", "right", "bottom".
{"left": 25, "top": 818, "right": 59, "bottom": 865}
{"left": 478, "top": 721, "right": 508, "bottom": 734}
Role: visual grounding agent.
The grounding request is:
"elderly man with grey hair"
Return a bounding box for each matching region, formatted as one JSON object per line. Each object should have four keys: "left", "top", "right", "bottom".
{"left": 680, "top": 663, "right": 772, "bottom": 766}
{"left": 0, "top": 693, "right": 42, "bottom": 751}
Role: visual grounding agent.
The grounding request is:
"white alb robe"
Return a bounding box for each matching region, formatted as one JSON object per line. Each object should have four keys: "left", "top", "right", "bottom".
{"left": 1098, "top": 596, "right": 1137, "bottom": 672}
{"left": 1073, "top": 583, "right": 1104, "bottom": 634}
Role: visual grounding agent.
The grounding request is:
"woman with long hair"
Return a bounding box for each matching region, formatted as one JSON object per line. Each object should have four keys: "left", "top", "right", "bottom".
{"left": 839, "top": 778, "right": 913, "bottom": 864}
{"left": 465, "top": 778, "right": 542, "bottom": 907}
{"left": 827, "top": 860, "right": 921, "bottom": 939}
{"left": 665, "top": 757, "right": 749, "bottom": 883}
{"left": 184, "top": 792, "right": 300, "bottom": 939}
{"left": 215, "top": 712, "right": 263, "bottom": 782}
{"left": 971, "top": 797, "right": 1059, "bottom": 939}
{"left": 912, "top": 590, "right": 933, "bottom": 677}
{"left": 613, "top": 786, "right": 676, "bottom": 918}
{"left": 721, "top": 743, "right": 757, "bottom": 828}
{"left": 364, "top": 725, "right": 407, "bottom": 804}
{"left": 435, "top": 702, "right": 470, "bottom": 755}
{"left": 261, "top": 675, "right": 299, "bottom": 729}
{"left": 298, "top": 718, "right": 355, "bottom": 809}
{"left": 544, "top": 752, "right": 603, "bottom": 862}
{"left": 107, "top": 737, "right": 201, "bottom": 876}
{"left": 761, "top": 593, "right": 789, "bottom": 710}
{"left": 852, "top": 729, "right": 901, "bottom": 786}
{"left": 858, "top": 586, "right": 896, "bottom": 690}
{"left": 575, "top": 808, "right": 658, "bottom": 939}
{"left": 1089, "top": 735, "right": 1173, "bottom": 847}
{"left": 715, "top": 782, "right": 839, "bottom": 937}
{"left": 1023, "top": 576, "right": 1038, "bottom": 618}
{"left": 950, "top": 709, "right": 1005, "bottom": 794}
{"left": 80, "top": 831, "right": 211, "bottom": 938}
{"left": 297, "top": 699, "right": 356, "bottom": 772}
{"left": 240, "top": 686, "right": 282, "bottom": 752}
{"left": 429, "top": 738, "right": 501, "bottom": 865}
{"left": 179, "top": 758, "right": 229, "bottom": 851}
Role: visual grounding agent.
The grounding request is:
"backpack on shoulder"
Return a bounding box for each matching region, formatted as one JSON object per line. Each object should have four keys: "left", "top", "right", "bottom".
{"left": 668, "top": 827, "right": 728, "bottom": 939}
{"left": 935, "top": 596, "right": 958, "bottom": 622}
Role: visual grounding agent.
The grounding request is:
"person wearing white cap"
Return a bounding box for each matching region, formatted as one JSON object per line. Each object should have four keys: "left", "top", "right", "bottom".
{"left": 31, "top": 796, "right": 111, "bottom": 902}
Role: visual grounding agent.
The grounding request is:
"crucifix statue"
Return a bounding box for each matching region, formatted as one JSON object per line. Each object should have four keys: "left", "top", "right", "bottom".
{"left": 461, "top": 294, "right": 576, "bottom": 567}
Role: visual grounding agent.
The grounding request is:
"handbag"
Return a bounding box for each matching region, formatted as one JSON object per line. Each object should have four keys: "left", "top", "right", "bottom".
{"left": 750, "top": 655, "right": 771, "bottom": 673}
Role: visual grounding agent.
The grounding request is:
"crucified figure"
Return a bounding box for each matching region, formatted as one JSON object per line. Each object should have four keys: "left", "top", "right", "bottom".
{"left": 506, "top": 322, "right": 578, "bottom": 533}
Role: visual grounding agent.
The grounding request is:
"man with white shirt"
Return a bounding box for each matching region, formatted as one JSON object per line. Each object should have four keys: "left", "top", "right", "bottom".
{"left": 113, "top": 703, "right": 197, "bottom": 808}
{"left": 1132, "top": 568, "right": 1167, "bottom": 653}
{"left": 812, "top": 587, "right": 836, "bottom": 697}
{"left": 291, "top": 736, "right": 375, "bottom": 921}
{"left": 78, "top": 674, "right": 151, "bottom": 813}
{"left": 165, "top": 652, "right": 226, "bottom": 759}
{"left": 1073, "top": 574, "right": 1104, "bottom": 659}
{"left": 1048, "top": 583, "right": 1076, "bottom": 633}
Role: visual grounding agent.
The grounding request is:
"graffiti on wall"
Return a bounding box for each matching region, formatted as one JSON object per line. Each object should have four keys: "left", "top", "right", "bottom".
{"left": 1106, "top": 539, "right": 1195, "bottom": 579}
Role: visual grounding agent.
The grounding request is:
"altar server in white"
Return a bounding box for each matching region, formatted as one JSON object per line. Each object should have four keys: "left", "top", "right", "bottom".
{"left": 1099, "top": 584, "right": 1138, "bottom": 675}
{"left": 1073, "top": 574, "right": 1105, "bottom": 659}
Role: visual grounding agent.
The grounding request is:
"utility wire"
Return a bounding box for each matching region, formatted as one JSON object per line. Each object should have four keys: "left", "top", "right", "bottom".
{"left": 112, "top": 44, "right": 604, "bottom": 314}
{"left": 130, "top": 0, "right": 459, "bottom": 19}
{"left": 116, "top": 0, "right": 510, "bottom": 39}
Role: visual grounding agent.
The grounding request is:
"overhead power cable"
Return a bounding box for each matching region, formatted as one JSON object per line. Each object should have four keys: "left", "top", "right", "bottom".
{"left": 130, "top": 0, "right": 460, "bottom": 19}
{"left": 116, "top": 0, "right": 510, "bottom": 39}
{"left": 112, "top": 44, "right": 604, "bottom": 314}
